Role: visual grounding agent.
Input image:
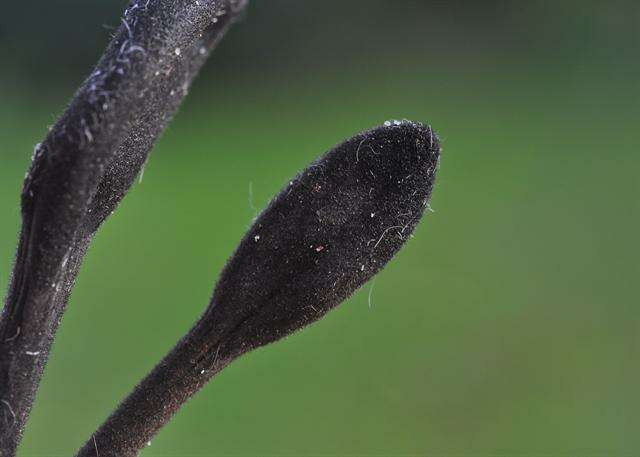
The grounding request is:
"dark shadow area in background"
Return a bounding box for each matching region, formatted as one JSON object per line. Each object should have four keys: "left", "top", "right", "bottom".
{"left": 1, "top": 0, "right": 637, "bottom": 88}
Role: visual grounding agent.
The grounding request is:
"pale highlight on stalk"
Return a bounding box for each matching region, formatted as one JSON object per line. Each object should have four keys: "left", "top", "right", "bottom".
{"left": 0, "top": 1, "right": 248, "bottom": 455}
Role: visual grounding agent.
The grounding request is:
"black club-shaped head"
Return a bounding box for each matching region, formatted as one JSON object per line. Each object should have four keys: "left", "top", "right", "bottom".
{"left": 76, "top": 120, "right": 441, "bottom": 457}
{"left": 198, "top": 120, "right": 441, "bottom": 363}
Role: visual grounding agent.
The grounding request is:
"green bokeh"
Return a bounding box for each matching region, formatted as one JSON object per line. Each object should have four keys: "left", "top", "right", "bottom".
{"left": 1, "top": 2, "right": 639, "bottom": 456}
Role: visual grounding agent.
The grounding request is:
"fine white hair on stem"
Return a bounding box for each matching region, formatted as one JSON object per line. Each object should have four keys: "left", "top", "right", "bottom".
{"left": 248, "top": 181, "right": 258, "bottom": 220}
{"left": 1, "top": 400, "right": 15, "bottom": 422}
{"left": 368, "top": 277, "right": 377, "bottom": 309}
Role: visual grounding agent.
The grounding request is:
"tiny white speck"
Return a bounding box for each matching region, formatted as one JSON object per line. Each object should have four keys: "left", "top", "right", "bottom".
{"left": 393, "top": 120, "right": 402, "bottom": 126}
{"left": 254, "top": 235, "right": 260, "bottom": 242}
{"left": 147, "top": 441, "right": 152, "bottom": 447}
{"left": 26, "top": 351, "right": 40, "bottom": 356}
{"left": 199, "top": 47, "right": 206, "bottom": 55}
{"left": 360, "top": 265, "right": 365, "bottom": 271}
{"left": 384, "top": 121, "right": 392, "bottom": 127}
{"left": 200, "top": 369, "right": 205, "bottom": 374}
{"left": 370, "top": 213, "right": 375, "bottom": 218}
{"left": 174, "top": 47, "right": 181, "bottom": 56}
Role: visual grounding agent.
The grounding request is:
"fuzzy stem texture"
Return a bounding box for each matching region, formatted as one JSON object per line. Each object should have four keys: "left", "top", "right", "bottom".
{"left": 0, "top": 1, "right": 248, "bottom": 455}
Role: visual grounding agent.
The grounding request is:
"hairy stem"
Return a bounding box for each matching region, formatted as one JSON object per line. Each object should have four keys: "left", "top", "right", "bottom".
{"left": 78, "top": 324, "right": 229, "bottom": 457}
{"left": 0, "top": 1, "right": 248, "bottom": 454}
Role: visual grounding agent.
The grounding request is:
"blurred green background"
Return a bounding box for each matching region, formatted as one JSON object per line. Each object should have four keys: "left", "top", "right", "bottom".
{"left": 1, "top": 1, "right": 639, "bottom": 456}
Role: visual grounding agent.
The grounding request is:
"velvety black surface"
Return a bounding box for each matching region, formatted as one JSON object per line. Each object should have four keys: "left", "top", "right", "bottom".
{"left": 77, "top": 121, "right": 440, "bottom": 457}
{"left": 0, "top": 1, "right": 247, "bottom": 454}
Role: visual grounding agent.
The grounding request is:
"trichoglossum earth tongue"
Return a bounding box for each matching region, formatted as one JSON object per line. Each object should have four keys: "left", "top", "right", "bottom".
{"left": 206, "top": 120, "right": 441, "bottom": 358}
{"left": 77, "top": 120, "right": 441, "bottom": 457}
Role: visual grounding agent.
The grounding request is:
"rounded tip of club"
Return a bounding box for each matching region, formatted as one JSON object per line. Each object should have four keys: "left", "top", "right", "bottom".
{"left": 324, "top": 119, "right": 440, "bottom": 221}
{"left": 207, "top": 120, "right": 441, "bottom": 358}
{"left": 361, "top": 119, "right": 441, "bottom": 178}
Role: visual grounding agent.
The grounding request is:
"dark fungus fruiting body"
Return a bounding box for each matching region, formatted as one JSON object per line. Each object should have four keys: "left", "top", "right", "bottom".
{"left": 76, "top": 121, "right": 440, "bottom": 457}
{"left": 0, "top": 0, "right": 247, "bottom": 454}
{"left": 1, "top": 1, "right": 444, "bottom": 456}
